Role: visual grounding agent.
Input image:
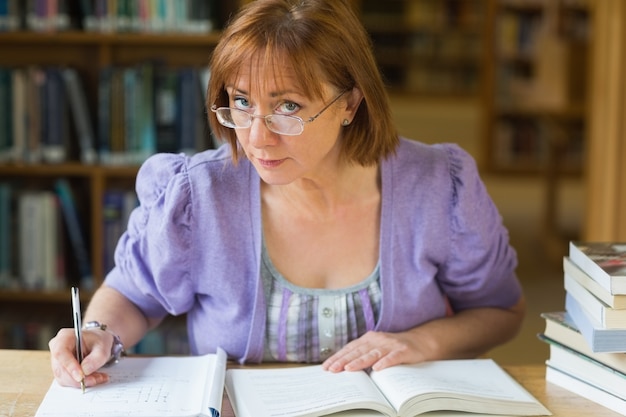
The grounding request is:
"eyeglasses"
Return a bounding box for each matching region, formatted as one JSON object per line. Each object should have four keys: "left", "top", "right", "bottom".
{"left": 211, "top": 92, "right": 345, "bottom": 136}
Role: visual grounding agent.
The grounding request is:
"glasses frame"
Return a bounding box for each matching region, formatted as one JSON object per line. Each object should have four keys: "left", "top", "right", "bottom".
{"left": 211, "top": 91, "right": 346, "bottom": 136}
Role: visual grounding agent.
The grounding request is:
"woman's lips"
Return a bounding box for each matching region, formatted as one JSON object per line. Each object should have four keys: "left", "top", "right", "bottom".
{"left": 257, "top": 158, "right": 286, "bottom": 168}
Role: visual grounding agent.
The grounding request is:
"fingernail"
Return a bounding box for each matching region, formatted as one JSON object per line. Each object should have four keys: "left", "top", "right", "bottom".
{"left": 72, "top": 369, "right": 83, "bottom": 382}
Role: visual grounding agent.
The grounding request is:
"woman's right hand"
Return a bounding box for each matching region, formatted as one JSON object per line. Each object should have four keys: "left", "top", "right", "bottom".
{"left": 48, "top": 327, "right": 114, "bottom": 388}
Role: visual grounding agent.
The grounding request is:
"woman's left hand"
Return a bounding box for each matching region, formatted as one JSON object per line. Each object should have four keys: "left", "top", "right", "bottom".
{"left": 322, "top": 301, "right": 526, "bottom": 373}
{"left": 321, "top": 330, "right": 425, "bottom": 373}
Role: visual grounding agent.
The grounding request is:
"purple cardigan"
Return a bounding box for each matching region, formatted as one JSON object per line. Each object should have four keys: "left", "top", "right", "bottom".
{"left": 105, "top": 138, "right": 521, "bottom": 363}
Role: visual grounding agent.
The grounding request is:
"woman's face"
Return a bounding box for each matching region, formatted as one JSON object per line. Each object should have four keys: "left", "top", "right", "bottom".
{"left": 226, "top": 62, "right": 355, "bottom": 186}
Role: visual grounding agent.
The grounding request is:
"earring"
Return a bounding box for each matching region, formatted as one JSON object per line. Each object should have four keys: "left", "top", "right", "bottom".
{"left": 342, "top": 119, "right": 350, "bottom": 126}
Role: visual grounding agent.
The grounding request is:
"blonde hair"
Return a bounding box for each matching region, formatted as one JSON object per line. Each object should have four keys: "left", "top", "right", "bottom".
{"left": 208, "top": 0, "right": 398, "bottom": 165}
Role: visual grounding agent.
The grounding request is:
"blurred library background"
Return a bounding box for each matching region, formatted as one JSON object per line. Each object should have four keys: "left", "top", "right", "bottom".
{"left": 0, "top": 0, "right": 602, "bottom": 363}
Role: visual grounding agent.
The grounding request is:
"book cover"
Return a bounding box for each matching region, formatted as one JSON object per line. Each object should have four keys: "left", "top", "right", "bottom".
{"left": 226, "top": 360, "right": 550, "bottom": 417}
{"left": 569, "top": 242, "right": 626, "bottom": 295}
{"left": 565, "top": 293, "right": 626, "bottom": 352}
{"left": 564, "top": 256, "right": 626, "bottom": 308}
{"left": 541, "top": 311, "right": 626, "bottom": 373}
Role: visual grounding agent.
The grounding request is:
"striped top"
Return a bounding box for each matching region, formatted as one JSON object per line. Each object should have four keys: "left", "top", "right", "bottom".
{"left": 261, "top": 243, "right": 382, "bottom": 363}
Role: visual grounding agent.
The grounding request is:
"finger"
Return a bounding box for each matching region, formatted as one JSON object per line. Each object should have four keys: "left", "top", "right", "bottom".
{"left": 371, "top": 349, "right": 404, "bottom": 371}
{"left": 342, "top": 348, "right": 383, "bottom": 372}
{"left": 323, "top": 343, "right": 378, "bottom": 372}
{"left": 49, "top": 329, "right": 84, "bottom": 386}
{"left": 84, "top": 371, "right": 110, "bottom": 388}
{"left": 322, "top": 344, "right": 362, "bottom": 372}
{"left": 81, "top": 333, "right": 113, "bottom": 375}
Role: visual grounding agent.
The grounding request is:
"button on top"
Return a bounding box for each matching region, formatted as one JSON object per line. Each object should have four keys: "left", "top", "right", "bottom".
{"left": 322, "top": 307, "right": 333, "bottom": 317}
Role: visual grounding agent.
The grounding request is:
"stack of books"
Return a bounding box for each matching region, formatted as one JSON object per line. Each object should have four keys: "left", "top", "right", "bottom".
{"left": 540, "top": 241, "right": 626, "bottom": 414}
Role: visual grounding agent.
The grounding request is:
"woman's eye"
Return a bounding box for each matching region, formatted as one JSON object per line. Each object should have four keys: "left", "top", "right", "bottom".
{"left": 233, "top": 97, "right": 251, "bottom": 109}
{"left": 277, "top": 101, "right": 300, "bottom": 114}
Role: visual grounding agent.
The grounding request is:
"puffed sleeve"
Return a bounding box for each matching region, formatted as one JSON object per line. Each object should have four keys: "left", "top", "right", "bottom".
{"left": 437, "top": 144, "right": 522, "bottom": 312}
{"left": 104, "top": 153, "right": 196, "bottom": 319}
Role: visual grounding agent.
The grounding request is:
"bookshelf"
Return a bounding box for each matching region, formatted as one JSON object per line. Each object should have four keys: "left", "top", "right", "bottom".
{"left": 356, "top": 0, "right": 488, "bottom": 97}
{"left": 483, "top": 0, "right": 590, "bottom": 175}
{"left": 0, "top": 1, "right": 245, "bottom": 351}
{"left": 481, "top": 0, "right": 591, "bottom": 264}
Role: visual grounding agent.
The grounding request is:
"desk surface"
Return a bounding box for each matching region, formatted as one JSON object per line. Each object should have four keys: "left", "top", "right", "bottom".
{"left": 0, "top": 349, "right": 621, "bottom": 417}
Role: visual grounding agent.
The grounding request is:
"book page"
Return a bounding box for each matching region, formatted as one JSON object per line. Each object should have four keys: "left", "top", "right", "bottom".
{"left": 370, "top": 359, "right": 549, "bottom": 416}
{"left": 226, "top": 365, "right": 394, "bottom": 417}
{"left": 35, "top": 351, "right": 226, "bottom": 417}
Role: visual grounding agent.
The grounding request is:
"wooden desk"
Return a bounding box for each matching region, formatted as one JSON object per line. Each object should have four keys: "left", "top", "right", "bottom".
{"left": 0, "top": 349, "right": 621, "bottom": 417}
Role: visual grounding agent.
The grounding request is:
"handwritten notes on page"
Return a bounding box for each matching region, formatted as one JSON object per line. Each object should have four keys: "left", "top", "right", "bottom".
{"left": 35, "top": 349, "right": 226, "bottom": 417}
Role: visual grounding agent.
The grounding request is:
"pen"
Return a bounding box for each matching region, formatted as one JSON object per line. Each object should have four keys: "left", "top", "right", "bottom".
{"left": 71, "top": 286, "right": 85, "bottom": 393}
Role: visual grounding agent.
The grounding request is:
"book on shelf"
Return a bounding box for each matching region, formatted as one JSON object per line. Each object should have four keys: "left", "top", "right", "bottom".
{"left": 0, "top": 183, "right": 12, "bottom": 287}
{"left": 177, "top": 67, "right": 209, "bottom": 155}
{"left": 54, "top": 179, "right": 94, "bottom": 291}
{"left": 565, "top": 292, "right": 626, "bottom": 353}
{"left": 541, "top": 311, "right": 626, "bottom": 372}
{"left": 564, "top": 272, "right": 626, "bottom": 328}
{"left": 9, "top": 68, "right": 27, "bottom": 161}
{"left": 0, "top": 67, "right": 12, "bottom": 162}
{"left": 564, "top": 256, "right": 626, "bottom": 309}
{"left": 225, "top": 359, "right": 550, "bottom": 417}
{"left": 35, "top": 349, "right": 227, "bottom": 417}
{"left": 77, "top": 0, "right": 216, "bottom": 34}
{"left": 99, "top": 64, "right": 210, "bottom": 165}
{"left": 545, "top": 365, "right": 626, "bottom": 416}
{"left": 41, "top": 67, "right": 70, "bottom": 164}
{"left": 541, "top": 334, "right": 626, "bottom": 400}
{"left": 154, "top": 67, "right": 179, "bottom": 153}
{"left": 569, "top": 241, "right": 626, "bottom": 295}
{"left": 62, "top": 67, "right": 98, "bottom": 164}
{"left": 102, "top": 189, "right": 137, "bottom": 275}
{"left": 25, "top": 66, "right": 44, "bottom": 163}
{"left": 18, "top": 191, "right": 64, "bottom": 290}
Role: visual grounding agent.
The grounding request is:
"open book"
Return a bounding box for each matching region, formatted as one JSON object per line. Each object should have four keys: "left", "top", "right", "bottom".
{"left": 225, "top": 359, "right": 550, "bottom": 417}
{"left": 35, "top": 348, "right": 226, "bottom": 417}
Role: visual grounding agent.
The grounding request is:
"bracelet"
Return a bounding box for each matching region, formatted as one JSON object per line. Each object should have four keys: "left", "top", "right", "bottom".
{"left": 83, "top": 321, "right": 125, "bottom": 366}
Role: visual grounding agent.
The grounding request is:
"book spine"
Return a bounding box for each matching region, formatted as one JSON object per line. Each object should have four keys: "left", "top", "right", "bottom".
{"left": 0, "top": 68, "right": 11, "bottom": 161}
{"left": 62, "top": 67, "right": 97, "bottom": 164}
{"left": 41, "top": 67, "right": 68, "bottom": 164}
{"left": 0, "top": 182, "right": 12, "bottom": 287}
{"left": 11, "top": 68, "right": 26, "bottom": 162}
{"left": 18, "top": 192, "right": 44, "bottom": 289}
{"left": 97, "top": 67, "right": 112, "bottom": 163}
{"left": 54, "top": 179, "right": 94, "bottom": 290}
{"left": 565, "top": 292, "right": 626, "bottom": 353}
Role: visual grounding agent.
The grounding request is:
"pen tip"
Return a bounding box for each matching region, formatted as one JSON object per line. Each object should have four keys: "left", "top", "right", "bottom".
{"left": 81, "top": 379, "right": 85, "bottom": 394}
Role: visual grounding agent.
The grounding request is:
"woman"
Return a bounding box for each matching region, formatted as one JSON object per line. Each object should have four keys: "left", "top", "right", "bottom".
{"left": 49, "top": 0, "right": 525, "bottom": 389}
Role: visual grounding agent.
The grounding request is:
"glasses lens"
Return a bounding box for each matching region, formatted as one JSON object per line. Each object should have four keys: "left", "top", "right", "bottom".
{"left": 214, "top": 108, "right": 304, "bottom": 135}
{"left": 266, "top": 115, "right": 303, "bottom": 136}
{"left": 215, "top": 108, "right": 251, "bottom": 129}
